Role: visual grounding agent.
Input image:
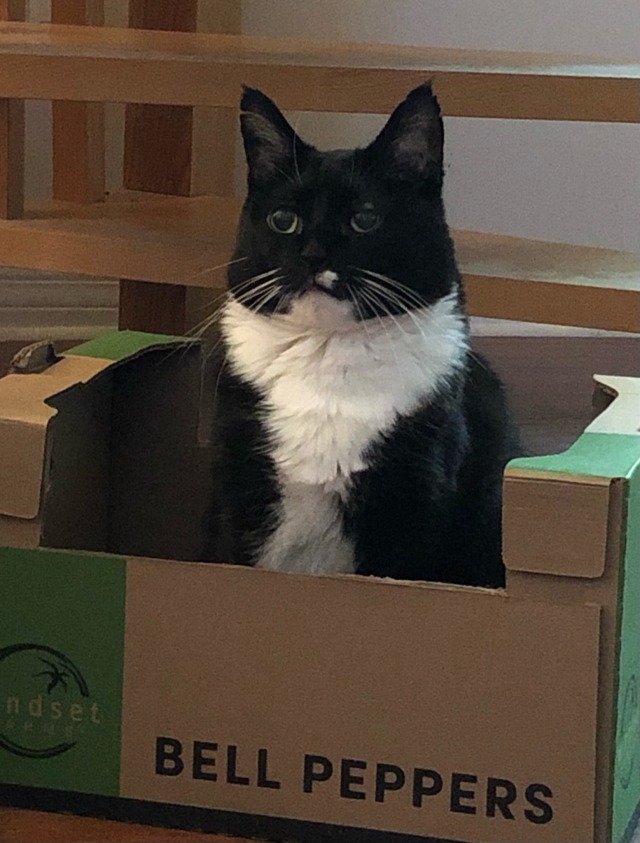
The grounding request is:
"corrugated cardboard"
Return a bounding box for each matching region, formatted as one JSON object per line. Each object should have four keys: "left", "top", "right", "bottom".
{"left": 0, "top": 331, "right": 639, "bottom": 843}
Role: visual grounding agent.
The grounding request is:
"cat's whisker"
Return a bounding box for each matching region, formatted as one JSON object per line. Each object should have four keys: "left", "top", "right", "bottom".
{"left": 273, "top": 287, "right": 293, "bottom": 316}
{"left": 182, "top": 256, "right": 248, "bottom": 285}
{"left": 187, "top": 297, "right": 233, "bottom": 341}
{"left": 356, "top": 276, "right": 430, "bottom": 343}
{"left": 292, "top": 111, "right": 304, "bottom": 186}
{"left": 233, "top": 267, "right": 283, "bottom": 289}
{"left": 232, "top": 276, "right": 285, "bottom": 307}
{"left": 234, "top": 277, "right": 281, "bottom": 300}
{"left": 356, "top": 287, "right": 404, "bottom": 377}
{"left": 194, "top": 269, "right": 283, "bottom": 327}
{"left": 358, "top": 283, "right": 408, "bottom": 336}
{"left": 345, "top": 283, "right": 373, "bottom": 344}
{"left": 248, "top": 285, "right": 283, "bottom": 315}
{"left": 271, "top": 164, "right": 299, "bottom": 187}
{"left": 190, "top": 287, "right": 233, "bottom": 315}
{"left": 247, "top": 285, "right": 280, "bottom": 311}
{"left": 246, "top": 284, "right": 282, "bottom": 314}
{"left": 353, "top": 266, "right": 429, "bottom": 309}
{"left": 187, "top": 271, "right": 285, "bottom": 341}
{"left": 358, "top": 278, "right": 427, "bottom": 313}
{"left": 358, "top": 277, "right": 417, "bottom": 315}
{"left": 354, "top": 272, "right": 429, "bottom": 323}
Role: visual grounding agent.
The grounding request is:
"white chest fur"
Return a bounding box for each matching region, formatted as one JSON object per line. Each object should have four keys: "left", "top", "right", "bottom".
{"left": 221, "top": 292, "right": 466, "bottom": 573}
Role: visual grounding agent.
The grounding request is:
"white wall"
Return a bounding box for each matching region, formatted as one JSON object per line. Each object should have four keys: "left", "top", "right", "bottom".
{"left": 242, "top": 0, "right": 640, "bottom": 252}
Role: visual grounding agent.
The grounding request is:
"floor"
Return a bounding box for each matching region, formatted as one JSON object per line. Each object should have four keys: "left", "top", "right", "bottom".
{"left": 1, "top": 333, "right": 639, "bottom": 841}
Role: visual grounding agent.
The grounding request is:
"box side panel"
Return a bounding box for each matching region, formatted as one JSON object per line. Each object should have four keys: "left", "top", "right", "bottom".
{"left": 121, "top": 563, "right": 600, "bottom": 843}
{"left": 40, "top": 371, "right": 113, "bottom": 553}
{"left": 108, "top": 347, "right": 215, "bottom": 563}
{"left": 505, "top": 478, "right": 627, "bottom": 843}
{"left": 612, "top": 461, "right": 640, "bottom": 842}
{"left": 0, "top": 547, "right": 126, "bottom": 797}
{"left": 0, "top": 419, "right": 49, "bottom": 520}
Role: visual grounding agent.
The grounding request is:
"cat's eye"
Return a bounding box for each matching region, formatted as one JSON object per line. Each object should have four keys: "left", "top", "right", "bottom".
{"left": 350, "top": 211, "right": 382, "bottom": 234}
{"left": 267, "top": 209, "right": 302, "bottom": 235}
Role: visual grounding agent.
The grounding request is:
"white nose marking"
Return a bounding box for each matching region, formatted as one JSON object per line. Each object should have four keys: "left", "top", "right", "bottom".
{"left": 315, "top": 270, "right": 338, "bottom": 289}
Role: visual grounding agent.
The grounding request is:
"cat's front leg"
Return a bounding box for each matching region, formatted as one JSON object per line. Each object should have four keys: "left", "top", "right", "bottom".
{"left": 346, "top": 475, "right": 453, "bottom": 583}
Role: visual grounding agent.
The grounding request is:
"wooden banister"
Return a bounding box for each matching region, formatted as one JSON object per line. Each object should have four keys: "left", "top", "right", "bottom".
{"left": 0, "top": 24, "right": 637, "bottom": 122}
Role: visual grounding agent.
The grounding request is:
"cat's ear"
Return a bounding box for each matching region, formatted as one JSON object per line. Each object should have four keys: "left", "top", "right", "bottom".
{"left": 366, "top": 84, "right": 444, "bottom": 185}
{"left": 240, "top": 86, "right": 309, "bottom": 185}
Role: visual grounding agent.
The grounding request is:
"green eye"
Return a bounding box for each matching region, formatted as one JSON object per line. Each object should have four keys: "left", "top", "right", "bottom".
{"left": 267, "top": 209, "right": 302, "bottom": 235}
{"left": 351, "top": 211, "right": 381, "bottom": 234}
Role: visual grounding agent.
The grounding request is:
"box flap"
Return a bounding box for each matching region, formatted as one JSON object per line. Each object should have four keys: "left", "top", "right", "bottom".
{"left": 66, "top": 329, "right": 195, "bottom": 362}
{"left": 504, "top": 376, "right": 640, "bottom": 579}
{"left": 503, "top": 474, "right": 614, "bottom": 578}
{"left": 589, "top": 375, "right": 640, "bottom": 435}
{"left": 0, "top": 356, "right": 110, "bottom": 519}
{"left": 0, "top": 331, "right": 197, "bottom": 522}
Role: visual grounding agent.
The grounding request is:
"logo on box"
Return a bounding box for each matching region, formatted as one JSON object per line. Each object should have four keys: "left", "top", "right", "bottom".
{"left": 0, "top": 643, "right": 101, "bottom": 759}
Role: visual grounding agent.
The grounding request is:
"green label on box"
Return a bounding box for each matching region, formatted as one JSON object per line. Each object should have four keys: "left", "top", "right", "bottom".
{"left": 612, "top": 454, "right": 640, "bottom": 842}
{"left": 0, "top": 548, "right": 126, "bottom": 796}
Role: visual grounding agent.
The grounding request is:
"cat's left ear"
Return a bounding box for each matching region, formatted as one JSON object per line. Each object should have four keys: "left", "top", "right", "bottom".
{"left": 240, "top": 86, "right": 310, "bottom": 185}
{"left": 366, "top": 83, "right": 444, "bottom": 185}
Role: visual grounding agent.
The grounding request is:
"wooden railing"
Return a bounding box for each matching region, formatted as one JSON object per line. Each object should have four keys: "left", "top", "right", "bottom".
{"left": 0, "top": 3, "right": 638, "bottom": 334}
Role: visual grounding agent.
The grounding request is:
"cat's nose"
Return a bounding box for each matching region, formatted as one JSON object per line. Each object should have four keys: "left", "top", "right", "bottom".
{"left": 301, "top": 238, "right": 327, "bottom": 267}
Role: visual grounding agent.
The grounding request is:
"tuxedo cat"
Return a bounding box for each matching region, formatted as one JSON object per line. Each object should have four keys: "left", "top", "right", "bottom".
{"left": 213, "top": 83, "right": 520, "bottom": 587}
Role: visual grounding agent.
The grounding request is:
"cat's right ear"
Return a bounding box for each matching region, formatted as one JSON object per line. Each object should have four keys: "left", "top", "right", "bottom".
{"left": 366, "top": 83, "right": 444, "bottom": 186}
{"left": 240, "top": 86, "right": 308, "bottom": 185}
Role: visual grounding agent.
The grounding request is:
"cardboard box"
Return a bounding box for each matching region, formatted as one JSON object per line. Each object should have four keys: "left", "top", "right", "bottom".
{"left": 1, "top": 331, "right": 639, "bottom": 843}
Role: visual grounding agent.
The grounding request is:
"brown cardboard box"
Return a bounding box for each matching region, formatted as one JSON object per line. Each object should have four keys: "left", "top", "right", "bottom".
{"left": 1, "top": 331, "right": 639, "bottom": 843}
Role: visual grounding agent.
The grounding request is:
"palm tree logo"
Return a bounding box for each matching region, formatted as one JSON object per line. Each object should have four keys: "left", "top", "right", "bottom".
{"left": 0, "top": 643, "right": 91, "bottom": 759}
{"left": 32, "top": 657, "right": 71, "bottom": 694}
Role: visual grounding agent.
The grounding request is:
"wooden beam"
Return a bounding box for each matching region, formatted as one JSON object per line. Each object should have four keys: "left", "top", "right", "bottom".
{"left": 0, "top": 0, "right": 24, "bottom": 219}
{"left": 0, "top": 24, "right": 638, "bottom": 122}
{"left": 0, "top": 192, "right": 638, "bottom": 332}
{"left": 51, "top": 0, "right": 105, "bottom": 203}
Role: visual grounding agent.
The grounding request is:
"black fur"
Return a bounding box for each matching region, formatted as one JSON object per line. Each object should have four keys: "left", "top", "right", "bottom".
{"left": 212, "top": 84, "right": 521, "bottom": 587}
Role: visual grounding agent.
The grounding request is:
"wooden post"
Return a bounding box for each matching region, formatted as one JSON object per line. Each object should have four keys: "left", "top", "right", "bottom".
{"left": 119, "top": 0, "right": 198, "bottom": 334}
{"left": 0, "top": 0, "right": 25, "bottom": 219}
{"left": 51, "top": 0, "right": 105, "bottom": 204}
{"left": 120, "top": 0, "right": 241, "bottom": 335}
{"left": 185, "top": 0, "right": 243, "bottom": 331}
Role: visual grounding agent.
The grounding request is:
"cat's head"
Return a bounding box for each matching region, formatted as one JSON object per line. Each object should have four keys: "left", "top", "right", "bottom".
{"left": 228, "top": 83, "right": 460, "bottom": 325}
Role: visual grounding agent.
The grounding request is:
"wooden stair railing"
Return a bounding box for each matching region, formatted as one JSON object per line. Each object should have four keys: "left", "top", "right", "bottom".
{"left": 0, "top": 11, "right": 638, "bottom": 334}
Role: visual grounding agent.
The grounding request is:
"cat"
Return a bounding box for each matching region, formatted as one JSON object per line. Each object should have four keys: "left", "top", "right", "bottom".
{"left": 212, "top": 83, "right": 521, "bottom": 587}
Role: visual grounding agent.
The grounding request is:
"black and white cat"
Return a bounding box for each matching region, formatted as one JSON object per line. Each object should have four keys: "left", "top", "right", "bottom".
{"left": 213, "top": 83, "right": 520, "bottom": 587}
